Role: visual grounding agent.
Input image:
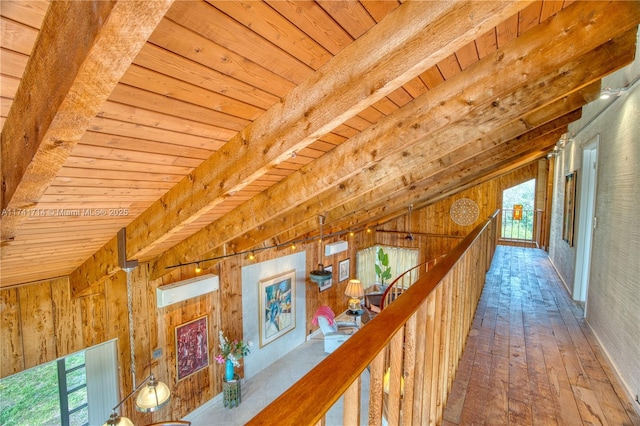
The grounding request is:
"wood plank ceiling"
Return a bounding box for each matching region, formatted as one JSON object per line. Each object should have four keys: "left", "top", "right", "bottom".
{"left": 1, "top": 1, "right": 639, "bottom": 289}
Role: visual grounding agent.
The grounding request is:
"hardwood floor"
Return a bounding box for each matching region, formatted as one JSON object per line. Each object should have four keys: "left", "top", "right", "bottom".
{"left": 442, "top": 246, "right": 640, "bottom": 426}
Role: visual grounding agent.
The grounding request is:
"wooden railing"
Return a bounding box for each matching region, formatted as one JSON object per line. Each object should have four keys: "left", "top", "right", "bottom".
{"left": 379, "top": 253, "right": 447, "bottom": 310}
{"left": 247, "top": 211, "right": 499, "bottom": 426}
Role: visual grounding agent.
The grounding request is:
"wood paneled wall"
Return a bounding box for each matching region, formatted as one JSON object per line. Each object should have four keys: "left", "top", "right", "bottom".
{"left": 0, "top": 162, "right": 549, "bottom": 422}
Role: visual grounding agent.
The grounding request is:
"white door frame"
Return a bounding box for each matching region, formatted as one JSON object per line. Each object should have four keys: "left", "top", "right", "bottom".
{"left": 573, "top": 134, "right": 599, "bottom": 314}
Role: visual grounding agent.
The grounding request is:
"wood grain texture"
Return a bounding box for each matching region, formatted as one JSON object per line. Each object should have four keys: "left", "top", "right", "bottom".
{"left": 1, "top": 0, "right": 174, "bottom": 241}
{"left": 442, "top": 246, "right": 640, "bottom": 425}
{"left": 79, "top": 0, "right": 529, "bottom": 289}
{"left": 3, "top": 0, "right": 636, "bottom": 292}
{"left": 150, "top": 1, "right": 632, "bottom": 280}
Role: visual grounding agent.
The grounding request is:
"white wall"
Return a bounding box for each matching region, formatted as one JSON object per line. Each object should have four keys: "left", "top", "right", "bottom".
{"left": 241, "top": 252, "right": 307, "bottom": 378}
{"left": 548, "top": 28, "right": 640, "bottom": 403}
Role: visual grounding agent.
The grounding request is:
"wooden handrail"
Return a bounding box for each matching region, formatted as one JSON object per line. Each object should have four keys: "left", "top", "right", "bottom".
{"left": 247, "top": 210, "right": 500, "bottom": 426}
{"left": 379, "top": 253, "right": 447, "bottom": 310}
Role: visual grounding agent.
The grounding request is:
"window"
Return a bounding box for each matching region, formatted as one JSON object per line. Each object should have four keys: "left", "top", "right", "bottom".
{"left": 58, "top": 354, "right": 89, "bottom": 426}
{"left": 0, "top": 340, "right": 118, "bottom": 426}
{"left": 0, "top": 353, "right": 88, "bottom": 426}
{"left": 501, "top": 179, "right": 536, "bottom": 241}
{"left": 356, "top": 245, "right": 419, "bottom": 288}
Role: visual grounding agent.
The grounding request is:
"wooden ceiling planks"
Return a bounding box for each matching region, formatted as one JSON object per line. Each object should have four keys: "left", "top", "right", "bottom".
{"left": 149, "top": 1, "right": 637, "bottom": 278}
{"left": 1, "top": 0, "right": 176, "bottom": 247}
{"left": 1, "top": 0, "right": 638, "bottom": 289}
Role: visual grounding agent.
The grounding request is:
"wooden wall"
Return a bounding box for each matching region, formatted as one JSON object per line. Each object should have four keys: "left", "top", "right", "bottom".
{"left": 0, "top": 162, "right": 549, "bottom": 422}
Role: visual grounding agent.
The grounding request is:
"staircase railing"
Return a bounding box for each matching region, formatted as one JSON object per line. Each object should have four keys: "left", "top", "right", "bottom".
{"left": 247, "top": 210, "right": 499, "bottom": 426}
{"left": 379, "top": 253, "right": 447, "bottom": 310}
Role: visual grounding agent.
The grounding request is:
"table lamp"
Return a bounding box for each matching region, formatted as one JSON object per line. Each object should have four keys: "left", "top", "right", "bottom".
{"left": 344, "top": 279, "right": 364, "bottom": 312}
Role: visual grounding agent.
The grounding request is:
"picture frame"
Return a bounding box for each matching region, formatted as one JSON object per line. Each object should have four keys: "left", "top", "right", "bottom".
{"left": 339, "top": 258, "right": 350, "bottom": 282}
{"left": 563, "top": 171, "right": 577, "bottom": 247}
{"left": 259, "top": 270, "right": 296, "bottom": 347}
{"left": 175, "top": 316, "right": 209, "bottom": 381}
{"left": 319, "top": 265, "right": 332, "bottom": 292}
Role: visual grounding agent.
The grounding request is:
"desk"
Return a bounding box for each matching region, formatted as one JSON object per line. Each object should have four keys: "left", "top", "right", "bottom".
{"left": 223, "top": 376, "right": 241, "bottom": 408}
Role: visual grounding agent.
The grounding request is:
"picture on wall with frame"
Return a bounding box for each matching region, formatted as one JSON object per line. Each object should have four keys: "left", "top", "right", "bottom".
{"left": 563, "top": 170, "right": 577, "bottom": 247}
{"left": 319, "top": 265, "right": 332, "bottom": 292}
{"left": 339, "top": 258, "right": 350, "bottom": 282}
{"left": 259, "top": 269, "right": 296, "bottom": 347}
{"left": 176, "top": 316, "right": 209, "bottom": 381}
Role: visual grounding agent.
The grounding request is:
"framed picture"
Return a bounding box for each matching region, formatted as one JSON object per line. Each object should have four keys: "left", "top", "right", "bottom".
{"left": 319, "top": 265, "right": 332, "bottom": 292}
{"left": 563, "top": 171, "right": 577, "bottom": 247}
{"left": 259, "top": 270, "right": 296, "bottom": 347}
{"left": 176, "top": 316, "right": 209, "bottom": 381}
{"left": 339, "top": 258, "right": 350, "bottom": 282}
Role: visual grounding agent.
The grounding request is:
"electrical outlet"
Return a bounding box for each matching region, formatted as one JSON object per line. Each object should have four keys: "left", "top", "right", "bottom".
{"left": 152, "top": 348, "right": 163, "bottom": 359}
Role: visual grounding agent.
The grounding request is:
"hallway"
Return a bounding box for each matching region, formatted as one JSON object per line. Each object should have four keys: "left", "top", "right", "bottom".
{"left": 442, "top": 246, "right": 640, "bottom": 425}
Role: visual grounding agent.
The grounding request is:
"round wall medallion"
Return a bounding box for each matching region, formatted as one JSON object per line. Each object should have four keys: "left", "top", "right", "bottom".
{"left": 450, "top": 198, "right": 479, "bottom": 226}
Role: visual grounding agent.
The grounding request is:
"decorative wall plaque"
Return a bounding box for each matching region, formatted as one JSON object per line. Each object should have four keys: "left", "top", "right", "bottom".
{"left": 450, "top": 198, "right": 479, "bottom": 226}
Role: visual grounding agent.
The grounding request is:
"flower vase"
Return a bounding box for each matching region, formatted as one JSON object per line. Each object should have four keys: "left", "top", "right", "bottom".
{"left": 225, "top": 359, "right": 235, "bottom": 382}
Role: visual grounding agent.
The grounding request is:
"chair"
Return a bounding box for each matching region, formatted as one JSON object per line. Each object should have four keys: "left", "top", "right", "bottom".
{"left": 313, "top": 306, "right": 357, "bottom": 353}
{"left": 364, "top": 284, "right": 385, "bottom": 313}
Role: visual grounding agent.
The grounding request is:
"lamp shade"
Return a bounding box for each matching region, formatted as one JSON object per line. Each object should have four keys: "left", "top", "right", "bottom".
{"left": 135, "top": 374, "right": 171, "bottom": 413}
{"left": 344, "top": 279, "right": 364, "bottom": 298}
{"left": 345, "top": 279, "right": 364, "bottom": 311}
{"left": 103, "top": 412, "right": 134, "bottom": 426}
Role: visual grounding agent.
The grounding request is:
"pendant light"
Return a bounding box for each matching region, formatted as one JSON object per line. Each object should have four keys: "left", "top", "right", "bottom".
{"left": 405, "top": 204, "right": 414, "bottom": 241}
{"left": 309, "top": 215, "right": 332, "bottom": 284}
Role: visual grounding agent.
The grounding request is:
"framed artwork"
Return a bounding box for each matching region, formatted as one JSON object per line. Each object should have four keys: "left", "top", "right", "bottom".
{"left": 319, "top": 265, "right": 332, "bottom": 292}
{"left": 176, "top": 316, "right": 209, "bottom": 381}
{"left": 563, "top": 171, "right": 577, "bottom": 247}
{"left": 339, "top": 258, "right": 350, "bottom": 282}
{"left": 259, "top": 270, "right": 296, "bottom": 347}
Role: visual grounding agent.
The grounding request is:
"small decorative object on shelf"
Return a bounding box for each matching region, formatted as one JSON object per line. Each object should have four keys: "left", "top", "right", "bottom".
{"left": 215, "top": 331, "right": 251, "bottom": 382}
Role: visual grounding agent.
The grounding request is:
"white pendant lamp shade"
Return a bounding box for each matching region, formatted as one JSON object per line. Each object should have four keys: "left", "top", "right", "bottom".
{"left": 103, "top": 412, "right": 135, "bottom": 426}
{"left": 135, "top": 375, "right": 171, "bottom": 412}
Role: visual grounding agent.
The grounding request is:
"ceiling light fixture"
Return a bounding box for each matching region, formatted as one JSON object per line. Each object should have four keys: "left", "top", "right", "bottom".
{"left": 309, "top": 215, "right": 332, "bottom": 285}
{"left": 195, "top": 262, "right": 202, "bottom": 273}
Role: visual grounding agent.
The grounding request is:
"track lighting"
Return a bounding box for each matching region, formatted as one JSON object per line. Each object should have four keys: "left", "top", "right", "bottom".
{"left": 195, "top": 262, "right": 201, "bottom": 273}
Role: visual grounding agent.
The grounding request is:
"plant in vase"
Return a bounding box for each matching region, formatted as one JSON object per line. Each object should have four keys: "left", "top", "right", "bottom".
{"left": 375, "top": 247, "right": 392, "bottom": 291}
{"left": 215, "top": 330, "right": 251, "bottom": 382}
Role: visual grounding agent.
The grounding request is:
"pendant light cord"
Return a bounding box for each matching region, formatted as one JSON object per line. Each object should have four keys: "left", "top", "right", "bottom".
{"left": 126, "top": 270, "right": 137, "bottom": 389}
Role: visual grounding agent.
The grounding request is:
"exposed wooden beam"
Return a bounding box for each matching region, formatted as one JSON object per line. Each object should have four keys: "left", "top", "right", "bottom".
{"left": 148, "top": 2, "right": 638, "bottom": 278}
{"left": 1, "top": 0, "right": 174, "bottom": 246}
{"left": 70, "top": 0, "right": 532, "bottom": 293}
{"left": 128, "top": 0, "right": 530, "bottom": 257}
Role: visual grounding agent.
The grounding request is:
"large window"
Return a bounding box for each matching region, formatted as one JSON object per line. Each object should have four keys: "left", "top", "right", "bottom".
{"left": 356, "top": 245, "right": 419, "bottom": 288}
{"left": 0, "top": 340, "right": 118, "bottom": 426}
{"left": 0, "top": 353, "right": 87, "bottom": 426}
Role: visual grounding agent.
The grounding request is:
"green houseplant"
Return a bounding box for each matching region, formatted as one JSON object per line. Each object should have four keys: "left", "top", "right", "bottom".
{"left": 375, "top": 247, "right": 392, "bottom": 287}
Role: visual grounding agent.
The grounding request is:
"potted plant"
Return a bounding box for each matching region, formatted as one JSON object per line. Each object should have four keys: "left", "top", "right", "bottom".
{"left": 375, "top": 247, "right": 392, "bottom": 291}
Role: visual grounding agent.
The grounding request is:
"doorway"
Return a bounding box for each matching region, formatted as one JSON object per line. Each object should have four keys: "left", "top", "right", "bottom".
{"left": 573, "top": 135, "right": 599, "bottom": 313}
